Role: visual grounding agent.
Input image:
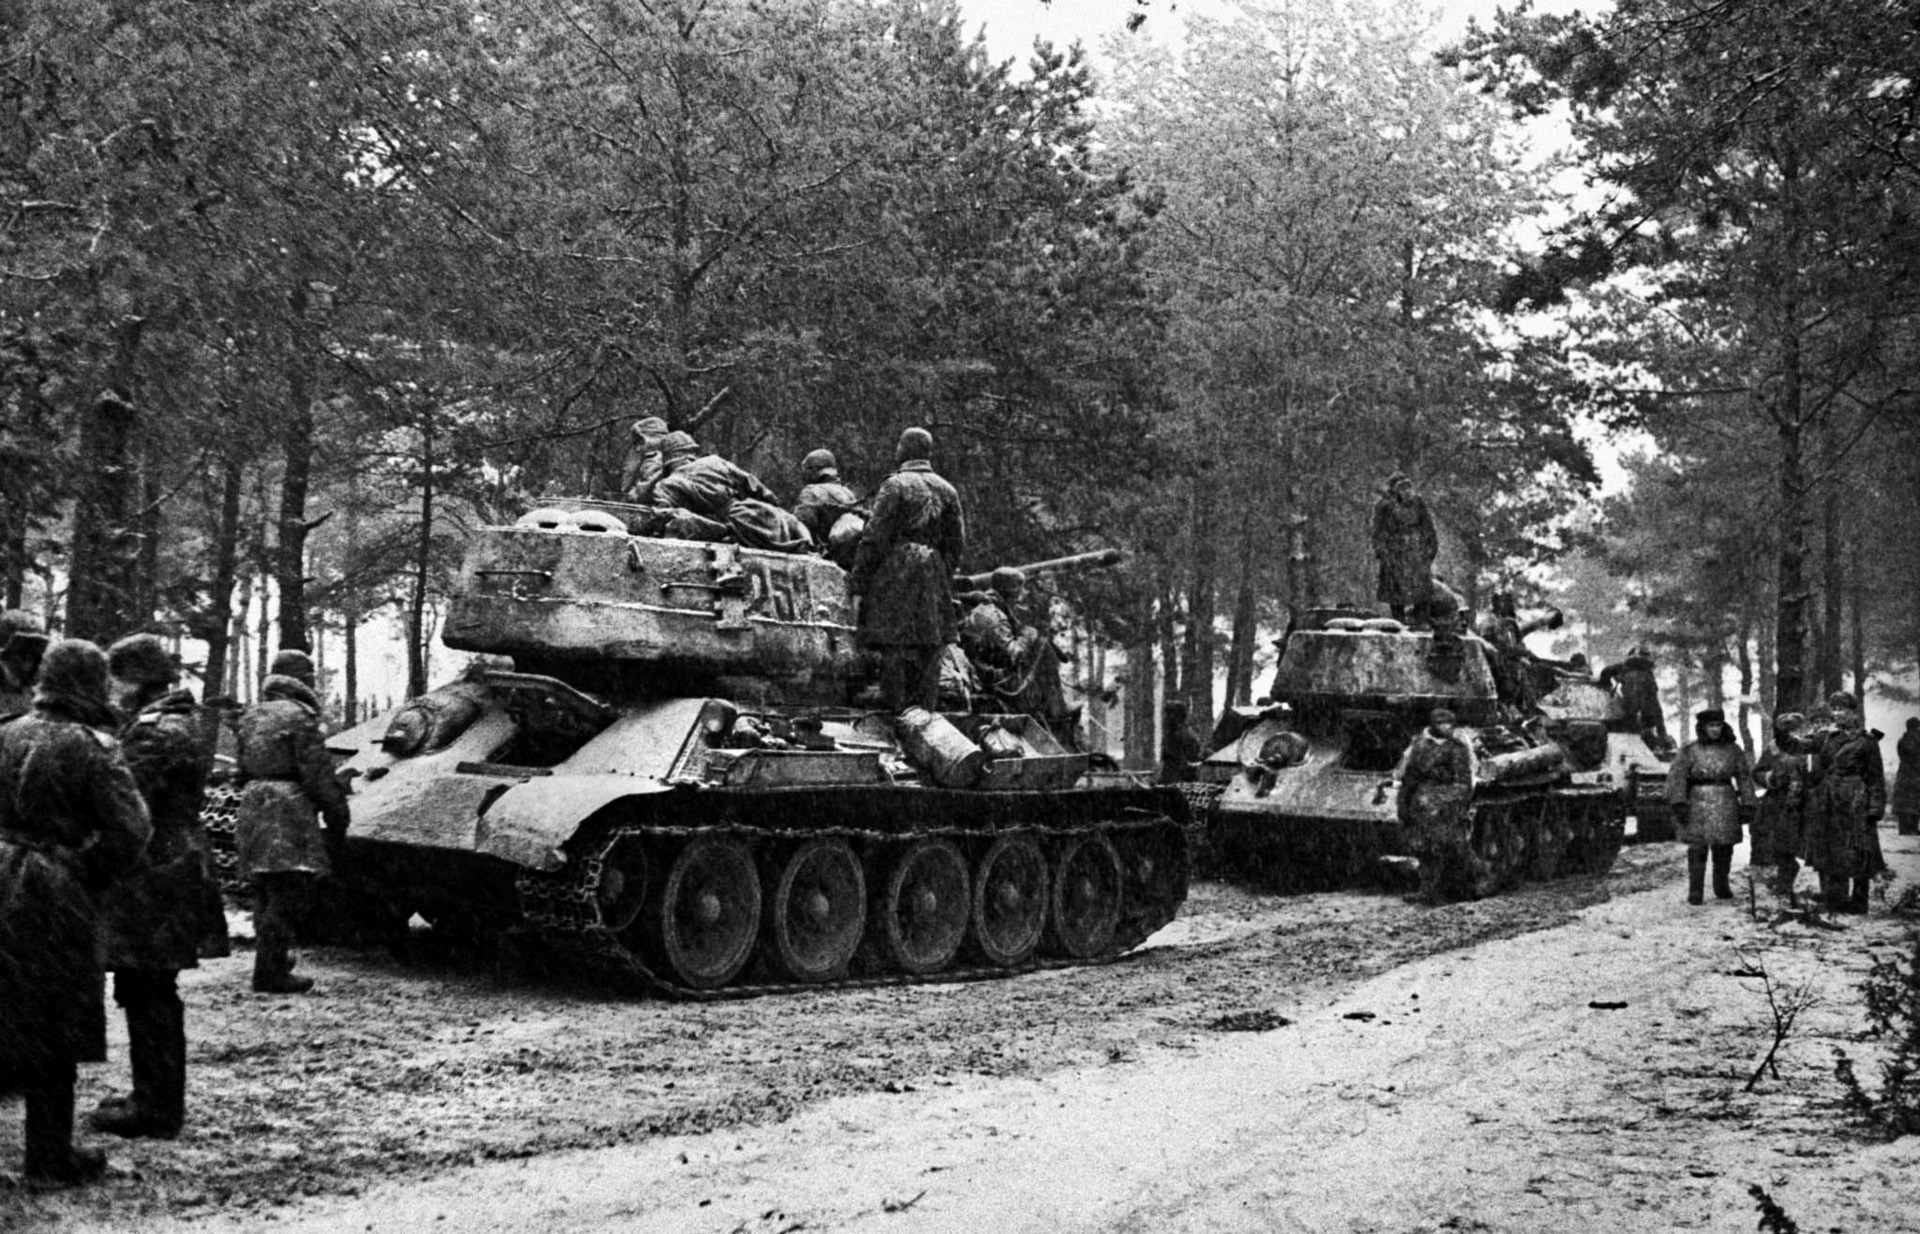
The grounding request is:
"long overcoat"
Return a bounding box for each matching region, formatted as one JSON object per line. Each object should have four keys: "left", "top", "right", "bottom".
{"left": 849, "top": 460, "right": 966, "bottom": 649}
{"left": 1397, "top": 729, "right": 1475, "bottom": 848}
{"left": 1752, "top": 730, "right": 1821, "bottom": 863}
{"left": 1664, "top": 737, "right": 1756, "bottom": 847}
{"left": 102, "top": 687, "right": 227, "bottom": 969}
{"left": 0, "top": 697, "right": 151, "bottom": 1091}
{"left": 1803, "top": 725, "right": 1887, "bottom": 880}
{"left": 234, "top": 676, "right": 350, "bottom": 878}
{"left": 1369, "top": 492, "right": 1437, "bottom": 608}
{"left": 1893, "top": 730, "right": 1920, "bottom": 817}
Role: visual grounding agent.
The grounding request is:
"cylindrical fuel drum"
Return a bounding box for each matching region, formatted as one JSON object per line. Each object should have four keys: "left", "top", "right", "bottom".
{"left": 1477, "top": 744, "right": 1565, "bottom": 784}
{"left": 895, "top": 707, "right": 986, "bottom": 788}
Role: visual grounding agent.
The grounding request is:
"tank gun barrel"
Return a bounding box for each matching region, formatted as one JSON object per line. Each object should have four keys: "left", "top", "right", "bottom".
{"left": 956, "top": 548, "right": 1125, "bottom": 592}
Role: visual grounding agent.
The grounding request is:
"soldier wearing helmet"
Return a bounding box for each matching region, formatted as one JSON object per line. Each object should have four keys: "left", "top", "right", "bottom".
{"left": 849, "top": 427, "right": 966, "bottom": 713}
{"left": 646, "top": 432, "right": 813, "bottom": 553}
{"left": 233, "top": 649, "right": 350, "bottom": 994}
{"left": 1597, "top": 644, "right": 1671, "bottom": 754}
{"left": 618, "top": 416, "right": 670, "bottom": 504}
{"left": 792, "top": 448, "right": 864, "bottom": 569}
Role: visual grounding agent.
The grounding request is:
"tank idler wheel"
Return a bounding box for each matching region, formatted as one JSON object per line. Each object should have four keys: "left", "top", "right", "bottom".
{"left": 969, "top": 833, "right": 1048, "bottom": 968}
{"left": 593, "top": 833, "right": 651, "bottom": 933}
{"left": 642, "top": 836, "right": 762, "bottom": 990}
{"left": 765, "top": 839, "right": 866, "bottom": 983}
{"left": 1115, "top": 821, "right": 1190, "bottom": 947}
{"left": 1045, "top": 832, "right": 1123, "bottom": 959}
{"left": 874, "top": 838, "right": 971, "bottom": 976}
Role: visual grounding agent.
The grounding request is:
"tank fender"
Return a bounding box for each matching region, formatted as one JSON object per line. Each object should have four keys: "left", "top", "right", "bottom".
{"left": 476, "top": 775, "right": 680, "bottom": 872}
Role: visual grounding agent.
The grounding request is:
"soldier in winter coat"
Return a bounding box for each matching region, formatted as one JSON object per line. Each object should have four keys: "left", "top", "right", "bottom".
{"left": 1158, "top": 700, "right": 1202, "bottom": 785}
{"left": 792, "top": 448, "right": 865, "bottom": 570}
{"left": 618, "top": 415, "right": 669, "bottom": 504}
{"left": 1369, "top": 473, "right": 1438, "bottom": 626}
{"left": 1397, "top": 708, "right": 1487, "bottom": 903}
{"left": 1752, "top": 712, "right": 1820, "bottom": 901}
{"left": 87, "top": 634, "right": 225, "bottom": 1139}
{"left": 646, "top": 431, "right": 814, "bottom": 553}
{"left": 234, "top": 649, "right": 350, "bottom": 994}
{"left": 0, "top": 640, "right": 151, "bottom": 1187}
{"left": 1893, "top": 717, "right": 1920, "bottom": 837}
{"left": 1597, "top": 646, "right": 1672, "bottom": 754}
{"left": 849, "top": 427, "right": 966, "bottom": 713}
{"left": 1802, "top": 694, "right": 1886, "bottom": 914}
{"left": 1664, "top": 708, "right": 1757, "bottom": 906}
{"left": 0, "top": 608, "right": 48, "bottom": 712}
{"left": 959, "top": 567, "right": 1073, "bottom": 735}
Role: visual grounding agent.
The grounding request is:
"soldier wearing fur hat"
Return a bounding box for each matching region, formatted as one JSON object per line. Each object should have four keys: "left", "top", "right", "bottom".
{"left": 1803, "top": 694, "right": 1886, "bottom": 914}
{"left": 234, "top": 648, "right": 350, "bottom": 994}
{"left": 1398, "top": 708, "right": 1487, "bottom": 903}
{"left": 0, "top": 640, "right": 152, "bottom": 1187}
{"left": 1369, "top": 472, "right": 1438, "bottom": 626}
{"left": 1664, "top": 708, "right": 1757, "bottom": 906}
{"left": 85, "top": 634, "right": 225, "bottom": 1140}
{"left": 1753, "top": 712, "right": 1820, "bottom": 902}
{"left": 850, "top": 427, "right": 966, "bottom": 713}
{"left": 792, "top": 448, "right": 865, "bottom": 570}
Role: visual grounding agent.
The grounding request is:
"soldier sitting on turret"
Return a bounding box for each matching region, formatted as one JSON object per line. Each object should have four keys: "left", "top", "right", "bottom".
{"left": 958, "top": 567, "right": 1075, "bottom": 741}
{"left": 792, "top": 449, "right": 865, "bottom": 570}
{"left": 1478, "top": 592, "right": 1564, "bottom": 716}
{"left": 643, "top": 432, "right": 815, "bottom": 554}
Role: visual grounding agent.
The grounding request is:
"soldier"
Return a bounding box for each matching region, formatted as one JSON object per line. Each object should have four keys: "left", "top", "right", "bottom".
{"left": 1665, "top": 708, "right": 1757, "bottom": 906}
{"left": 792, "top": 448, "right": 865, "bottom": 569}
{"left": 1158, "top": 700, "right": 1202, "bottom": 785}
{"left": 1752, "top": 712, "right": 1820, "bottom": 901}
{"left": 1597, "top": 645, "right": 1673, "bottom": 755}
{"left": 1803, "top": 694, "right": 1886, "bottom": 914}
{"left": 0, "top": 640, "right": 151, "bottom": 1187}
{"left": 1369, "top": 472, "right": 1438, "bottom": 626}
{"left": 959, "top": 567, "right": 1073, "bottom": 733}
{"left": 87, "top": 634, "right": 224, "bottom": 1139}
{"left": 647, "top": 431, "right": 813, "bottom": 553}
{"left": 1893, "top": 717, "right": 1920, "bottom": 837}
{"left": 234, "top": 649, "right": 350, "bottom": 994}
{"left": 619, "top": 415, "right": 669, "bottom": 504}
{"left": 1397, "top": 708, "right": 1486, "bottom": 903}
{"left": 849, "top": 427, "right": 966, "bottom": 713}
{"left": 0, "top": 609, "right": 49, "bottom": 712}
{"left": 1248, "top": 704, "right": 1310, "bottom": 798}
{"left": 1478, "top": 593, "right": 1561, "bottom": 715}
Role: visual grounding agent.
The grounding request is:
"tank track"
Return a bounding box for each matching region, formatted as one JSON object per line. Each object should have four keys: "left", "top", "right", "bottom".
{"left": 515, "top": 811, "right": 1187, "bottom": 1001}
{"left": 1461, "top": 787, "right": 1625, "bottom": 890}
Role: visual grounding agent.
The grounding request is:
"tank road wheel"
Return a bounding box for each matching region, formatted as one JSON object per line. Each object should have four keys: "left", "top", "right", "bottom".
{"left": 969, "top": 833, "right": 1048, "bottom": 968}
{"left": 1114, "top": 821, "right": 1190, "bottom": 949}
{"left": 641, "top": 836, "right": 762, "bottom": 990}
{"left": 1045, "top": 832, "right": 1123, "bottom": 959}
{"left": 1529, "top": 800, "right": 1570, "bottom": 882}
{"left": 1574, "top": 798, "right": 1626, "bottom": 875}
{"left": 1468, "top": 805, "right": 1523, "bottom": 895}
{"left": 764, "top": 839, "right": 866, "bottom": 983}
{"left": 875, "top": 839, "right": 971, "bottom": 976}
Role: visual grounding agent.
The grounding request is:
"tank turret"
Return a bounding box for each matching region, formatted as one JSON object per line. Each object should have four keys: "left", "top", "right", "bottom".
{"left": 224, "top": 499, "right": 1186, "bottom": 996}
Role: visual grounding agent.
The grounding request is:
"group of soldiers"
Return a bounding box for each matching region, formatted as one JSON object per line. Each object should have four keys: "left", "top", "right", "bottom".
{"left": 0, "top": 619, "right": 345, "bottom": 1189}
{"left": 619, "top": 419, "right": 1072, "bottom": 730}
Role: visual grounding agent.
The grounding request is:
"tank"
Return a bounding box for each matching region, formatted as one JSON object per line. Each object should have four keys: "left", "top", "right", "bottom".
{"left": 241, "top": 499, "right": 1187, "bottom": 996}
{"left": 1201, "top": 608, "right": 1625, "bottom": 894}
{"left": 1534, "top": 671, "right": 1676, "bottom": 842}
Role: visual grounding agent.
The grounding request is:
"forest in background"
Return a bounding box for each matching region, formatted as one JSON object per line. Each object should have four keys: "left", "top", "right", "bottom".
{"left": 2, "top": 0, "right": 1916, "bottom": 765}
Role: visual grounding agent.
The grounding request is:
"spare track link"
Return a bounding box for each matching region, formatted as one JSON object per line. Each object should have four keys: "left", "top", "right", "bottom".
{"left": 514, "top": 812, "right": 1186, "bottom": 1002}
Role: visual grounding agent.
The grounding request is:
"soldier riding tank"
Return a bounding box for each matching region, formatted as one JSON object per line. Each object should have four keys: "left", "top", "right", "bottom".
{"left": 255, "top": 498, "right": 1188, "bottom": 996}
{"left": 1200, "top": 607, "right": 1625, "bottom": 894}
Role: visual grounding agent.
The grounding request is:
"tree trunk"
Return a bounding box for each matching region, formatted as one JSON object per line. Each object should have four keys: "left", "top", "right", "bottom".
{"left": 406, "top": 400, "right": 436, "bottom": 699}
{"left": 1848, "top": 531, "right": 1865, "bottom": 700}
{"left": 1816, "top": 417, "right": 1843, "bottom": 700}
{"left": 1774, "top": 415, "right": 1811, "bottom": 710}
{"left": 1735, "top": 613, "right": 1755, "bottom": 758}
{"left": 1186, "top": 468, "right": 1218, "bottom": 737}
{"left": 343, "top": 475, "right": 361, "bottom": 723}
{"left": 66, "top": 391, "right": 141, "bottom": 641}
{"left": 199, "top": 456, "right": 245, "bottom": 701}
{"left": 1123, "top": 630, "right": 1155, "bottom": 772}
{"left": 133, "top": 446, "right": 160, "bottom": 626}
{"left": 275, "top": 284, "right": 320, "bottom": 655}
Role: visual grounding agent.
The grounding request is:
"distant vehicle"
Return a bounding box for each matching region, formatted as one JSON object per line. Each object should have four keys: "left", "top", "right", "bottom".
{"left": 1200, "top": 608, "right": 1625, "bottom": 894}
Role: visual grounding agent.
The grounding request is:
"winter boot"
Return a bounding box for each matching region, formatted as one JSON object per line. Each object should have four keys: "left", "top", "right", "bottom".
{"left": 1711, "top": 844, "right": 1735, "bottom": 900}
{"left": 1849, "top": 877, "right": 1873, "bottom": 915}
{"left": 1819, "top": 873, "right": 1849, "bottom": 914}
{"left": 92, "top": 972, "right": 185, "bottom": 1138}
{"left": 23, "top": 1062, "right": 107, "bottom": 1190}
{"left": 1686, "top": 847, "right": 1707, "bottom": 906}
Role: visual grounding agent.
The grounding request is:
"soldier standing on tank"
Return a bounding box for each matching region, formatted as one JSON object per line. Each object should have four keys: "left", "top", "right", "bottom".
{"left": 1665, "top": 708, "right": 1757, "bottom": 906}
{"left": 86, "top": 634, "right": 225, "bottom": 1140}
{"left": 1158, "top": 700, "right": 1203, "bottom": 785}
{"left": 1803, "top": 693, "right": 1887, "bottom": 914}
{"left": 1597, "top": 645, "right": 1672, "bottom": 755}
{"left": 235, "top": 649, "right": 350, "bottom": 994}
{"left": 849, "top": 427, "right": 966, "bottom": 714}
{"left": 1893, "top": 717, "right": 1920, "bottom": 837}
{"left": 1753, "top": 712, "right": 1820, "bottom": 902}
{"left": 792, "top": 448, "right": 865, "bottom": 570}
{"left": 619, "top": 415, "right": 669, "bottom": 504}
{"left": 1370, "top": 472, "right": 1438, "bottom": 627}
{"left": 1398, "top": 708, "right": 1486, "bottom": 903}
{"left": 0, "top": 640, "right": 152, "bottom": 1188}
